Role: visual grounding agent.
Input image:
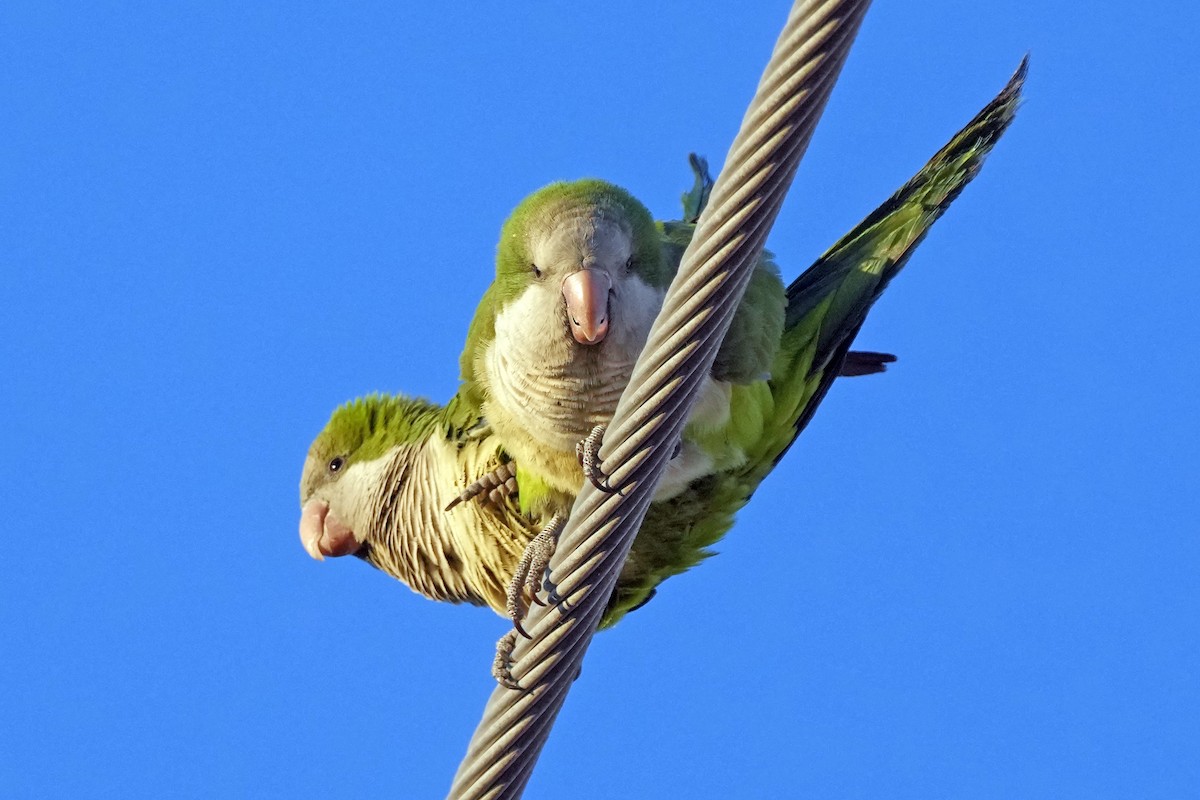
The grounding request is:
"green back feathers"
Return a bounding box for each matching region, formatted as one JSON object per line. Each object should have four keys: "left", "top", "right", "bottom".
{"left": 716, "top": 250, "right": 785, "bottom": 382}
{"left": 663, "top": 155, "right": 787, "bottom": 384}
{"left": 495, "top": 179, "right": 671, "bottom": 298}
{"left": 311, "top": 394, "right": 443, "bottom": 468}
{"left": 659, "top": 219, "right": 786, "bottom": 384}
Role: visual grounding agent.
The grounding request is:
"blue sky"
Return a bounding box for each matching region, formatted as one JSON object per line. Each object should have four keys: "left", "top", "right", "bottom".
{"left": 3, "top": 2, "right": 1197, "bottom": 797}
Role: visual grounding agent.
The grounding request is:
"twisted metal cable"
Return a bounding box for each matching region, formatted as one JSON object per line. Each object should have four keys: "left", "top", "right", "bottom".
{"left": 449, "top": 1, "right": 871, "bottom": 796}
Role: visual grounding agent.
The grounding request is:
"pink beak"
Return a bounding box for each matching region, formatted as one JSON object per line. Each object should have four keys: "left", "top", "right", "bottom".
{"left": 561, "top": 269, "right": 612, "bottom": 345}
{"left": 299, "top": 498, "right": 362, "bottom": 560}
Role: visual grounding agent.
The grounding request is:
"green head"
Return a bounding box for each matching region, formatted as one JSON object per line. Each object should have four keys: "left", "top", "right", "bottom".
{"left": 300, "top": 393, "right": 442, "bottom": 506}
{"left": 496, "top": 180, "right": 668, "bottom": 294}
{"left": 491, "top": 179, "right": 669, "bottom": 347}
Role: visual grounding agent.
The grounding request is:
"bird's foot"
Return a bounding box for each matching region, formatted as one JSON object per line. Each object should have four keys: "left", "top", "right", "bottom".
{"left": 505, "top": 511, "right": 567, "bottom": 637}
{"left": 492, "top": 628, "right": 585, "bottom": 690}
{"left": 576, "top": 424, "right": 620, "bottom": 494}
{"left": 492, "top": 630, "right": 522, "bottom": 690}
{"left": 444, "top": 460, "right": 518, "bottom": 512}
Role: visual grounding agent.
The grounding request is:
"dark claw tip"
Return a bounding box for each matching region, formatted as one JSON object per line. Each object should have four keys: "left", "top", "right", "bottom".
{"left": 513, "top": 620, "right": 532, "bottom": 639}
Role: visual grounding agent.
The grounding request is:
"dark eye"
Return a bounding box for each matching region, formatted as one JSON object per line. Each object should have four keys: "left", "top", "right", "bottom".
{"left": 625, "top": 256, "right": 634, "bottom": 272}
{"left": 530, "top": 263, "right": 543, "bottom": 279}
{"left": 328, "top": 456, "right": 345, "bottom": 473}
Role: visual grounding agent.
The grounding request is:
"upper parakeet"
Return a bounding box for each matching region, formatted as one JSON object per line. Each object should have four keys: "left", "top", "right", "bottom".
{"left": 453, "top": 59, "right": 1024, "bottom": 625}
{"left": 458, "top": 168, "right": 892, "bottom": 521}
{"left": 459, "top": 179, "right": 792, "bottom": 519}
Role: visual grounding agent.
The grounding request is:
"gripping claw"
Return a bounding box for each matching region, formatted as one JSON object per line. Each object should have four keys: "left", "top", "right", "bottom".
{"left": 445, "top": 460, "right": 518, "bottom": 512}
{"left": 505, "top": 511, "right": 567, "bottom": 635}
{"left": 576, "top": 424, "right": 620, "bottom": 494}
{"left": 493, "top": 629, "right": 523, "bottom": 690}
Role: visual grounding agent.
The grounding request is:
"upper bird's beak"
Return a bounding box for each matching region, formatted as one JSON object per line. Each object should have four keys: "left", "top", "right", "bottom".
{"left": 299, "top": 498, "right": 362, "bottom": 560}
{"left": 561, "top": 269, "right": 612, "bottom": 345}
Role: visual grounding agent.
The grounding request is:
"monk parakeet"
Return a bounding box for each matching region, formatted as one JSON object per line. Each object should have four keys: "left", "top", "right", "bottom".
{"left": 454, "top": 59, "right": 1024, "bottom": 626}
{"left": 458, "top": 166, "right": 892, "bottom": 518}
{"left": 450, "top": 167, "right": 894, "bottom": 630}
{"left": 299, "top": 395, "right": 535, "bottom": 614}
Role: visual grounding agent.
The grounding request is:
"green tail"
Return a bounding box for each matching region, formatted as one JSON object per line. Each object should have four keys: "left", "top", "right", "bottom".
{"left": 787, "top": 56, "right": 1026, "bottom": 341}
{"left": 759, "top": 55, "right": 1027, "bottom": 479}
{"left": 602, "top": 57, "right": 1026, "bottom": 627}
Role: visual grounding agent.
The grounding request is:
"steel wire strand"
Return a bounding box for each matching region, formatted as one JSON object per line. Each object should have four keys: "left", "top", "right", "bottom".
{"left": 448, "top": 1, "right": 870, "bottom": 797}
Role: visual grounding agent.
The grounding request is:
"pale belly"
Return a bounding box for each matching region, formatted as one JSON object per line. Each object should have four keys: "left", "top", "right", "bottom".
{"left": 484, "top": 336, "right": 732, "bottom": 500}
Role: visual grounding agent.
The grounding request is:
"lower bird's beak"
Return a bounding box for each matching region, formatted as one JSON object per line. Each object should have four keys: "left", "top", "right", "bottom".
{"left": 299, "top": 498, "right": 362, "bottom": 560}
{"left": 562, "top": 269, "right": 612, "bottom": 345}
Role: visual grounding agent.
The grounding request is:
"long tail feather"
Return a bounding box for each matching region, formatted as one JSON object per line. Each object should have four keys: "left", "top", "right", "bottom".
{"left": 772, "top": 57, "right": 1026, "bottom": 462}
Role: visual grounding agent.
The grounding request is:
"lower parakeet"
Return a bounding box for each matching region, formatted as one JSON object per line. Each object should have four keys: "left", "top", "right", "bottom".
{"left": 299, "top": 395, "right": 533, "bottom": 614}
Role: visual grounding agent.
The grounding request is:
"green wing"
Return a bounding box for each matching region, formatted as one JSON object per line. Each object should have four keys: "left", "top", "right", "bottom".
{"left": 603, "top": 58, "right": 1026, "bottom": 627}
{"left": 663, "top": 153, "right": 788, "bottom": 384}
{"left": 444, "top": 283, "right": 498, "bottom": 437}
{"left": 657, "top": 222, "right": 786, "bottom": 384}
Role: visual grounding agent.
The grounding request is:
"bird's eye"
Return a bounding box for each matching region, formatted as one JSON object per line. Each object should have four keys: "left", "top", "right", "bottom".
{"left": 625, "top": 256, "right": 634, "bottom": 272}
{"left": 328, "top": 456, "right": 345, "bottom": 474}
{"left": 530, "top": 263, "right": 542, "bottom": 279}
